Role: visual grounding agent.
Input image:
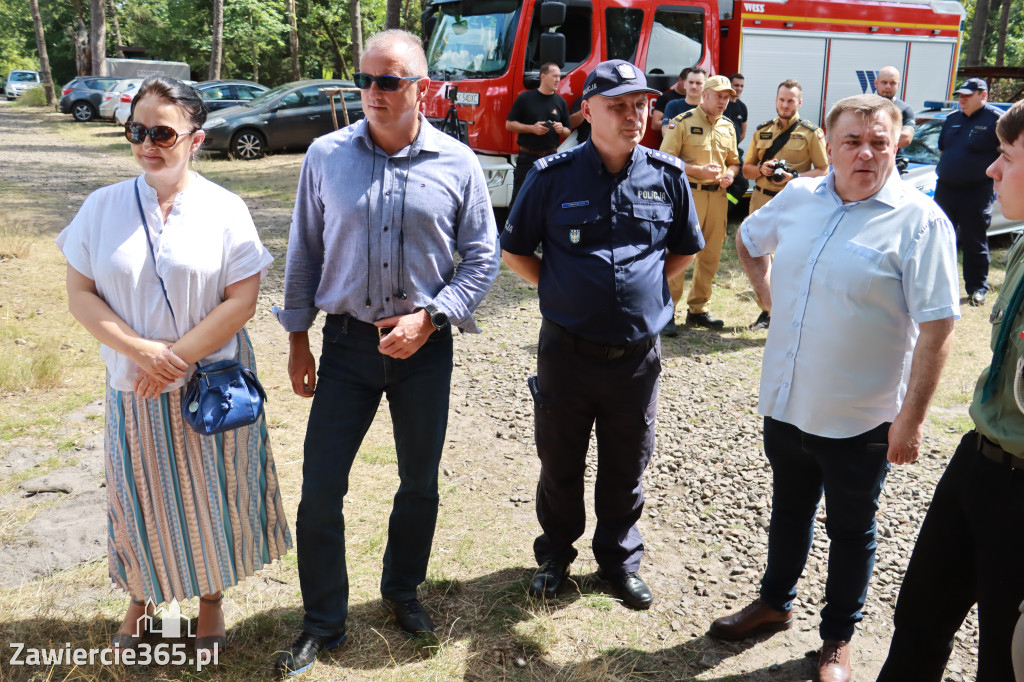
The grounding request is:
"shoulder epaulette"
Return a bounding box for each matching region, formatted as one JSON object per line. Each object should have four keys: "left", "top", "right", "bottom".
{"left": 675, "top": 110, "right": 695, "bottom": 122}
{"left": 721, "top": 114, "right": 734, "bottom": 125}
{"left": 756, "top": 119, "right": 774, "bottom": 129}
{"left": 533, "top": 149, "right": 574, "bottom": 172}
{"left": 647, "top": 148, "right": 683, "bottom": 170}
{"left": 798, "top": 119, "right": 820, "bottom": 131}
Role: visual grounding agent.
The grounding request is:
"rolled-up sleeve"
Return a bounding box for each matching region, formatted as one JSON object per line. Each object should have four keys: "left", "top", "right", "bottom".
{"left": 433, "top": 159, "right": 499, "bottom": 333}
{"left": 274, "top": 151, "right": 326, "bottom": 332}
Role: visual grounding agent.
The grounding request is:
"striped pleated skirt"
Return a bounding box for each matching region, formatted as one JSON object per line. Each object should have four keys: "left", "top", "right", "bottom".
{"left": 104, "top": 328, "right": 292, "bottom": 603}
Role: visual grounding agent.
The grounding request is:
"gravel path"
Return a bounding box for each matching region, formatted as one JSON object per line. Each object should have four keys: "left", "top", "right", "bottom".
{"left": 0, "top": 101, "right": 980, "bottom": 681}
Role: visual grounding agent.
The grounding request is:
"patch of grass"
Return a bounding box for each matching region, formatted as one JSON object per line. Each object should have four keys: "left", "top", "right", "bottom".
{"left": 359, "top": 442, "right": 398, "bottom": 465}
{"left": 578, "top": 593, "right": 617, "bottom": 612}
{"left": 511, "top": 612, "right": 558, "bottom": 655}
{"left": 0, "top": 218, "right": 32, "bottom": 260}
{"left": 0, "top": 391, "right": 100, "bottom": 441}
{"left": 12, "top": 87, "right": 46, "bottom": 107}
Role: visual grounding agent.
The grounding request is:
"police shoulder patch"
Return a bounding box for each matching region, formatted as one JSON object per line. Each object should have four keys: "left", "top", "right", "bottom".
{"left": 647, "top": 149, "right": 683, "bottom": 170}
{"left": 534, "top": 150, "right": 574, "bottom": 172}
{"left": 756, "top": 119, "right": 775, "bottom": 130}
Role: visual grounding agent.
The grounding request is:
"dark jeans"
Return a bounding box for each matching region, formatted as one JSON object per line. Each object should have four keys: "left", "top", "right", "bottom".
{"left": 878, "top": 431, "right": 1024, "bottom": 682}
{"left": 934, "top": 180, "right": 995, "bottom": 294}
{"left": 759, "top": 417, "right": 891, "bottom": 642}
{"left": 511, "top": 150, "right": 544, "bottom": 210}
{"left": 295, "top": 314, "right": 453, "bottom": 636}
{"left": 532, "top": 322, "right": 661, "bottom": 573}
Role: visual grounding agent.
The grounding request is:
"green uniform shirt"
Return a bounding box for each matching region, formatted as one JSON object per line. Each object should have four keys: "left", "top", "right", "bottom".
{"left": 970, "top": 236, "right": 1024, "bottom": 455}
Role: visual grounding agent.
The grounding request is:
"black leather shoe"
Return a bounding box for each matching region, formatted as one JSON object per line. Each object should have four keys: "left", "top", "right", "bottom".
{"left": 382, "top": 598, "right": 434, "bottom": 637}
{"left": 749, "top": 311, "right": 771, "bottom": 331}
{"left": 686, "top": 311, "right": 725, "bottom": 329}
{"left": 275, "top": 630, "right": 347, "bottom": 677}
{"left": 660, "top": 319, "right": 679, "bottom": 338}
{"left": 969, "top": 290, "right": 986, "bottom": 307}
{"left": 597, "top": 569, "right": 653, "bottom": 610}
{"left": 529, "top": 560, "right": 569, "bottom": 599}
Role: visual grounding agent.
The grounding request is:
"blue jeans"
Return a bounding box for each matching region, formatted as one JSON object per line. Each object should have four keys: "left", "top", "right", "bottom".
{"left": 759, "top": 417, "right": 891, "bottom": 642}
{"left": 296, "top": 314, "right": 453, "bottom": 636}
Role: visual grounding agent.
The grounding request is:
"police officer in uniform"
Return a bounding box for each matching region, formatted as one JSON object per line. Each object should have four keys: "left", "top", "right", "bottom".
{"left": 500, "top": 59, "right": 703, "bottom": 609}
{"left": 660, "top": 74, "right": 740, "bottom": 331}
{"left": 935, "top": 77, "right": 1003, "bottom": 307}
{"left": 741, "top": 78, "right": 829, "bottom": 330}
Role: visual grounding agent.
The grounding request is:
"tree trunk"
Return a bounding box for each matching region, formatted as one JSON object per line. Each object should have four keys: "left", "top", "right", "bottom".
{"left": 107, "top": 0, "right": 123, "bottom": 57}
{"left": 965, "top": 0, "right": 991, "bottom": 65}
{"left": 386, "top": 0, "right": 402, "bottom": 29}
{"left": 70, "top": 19, "right": 90, "bottom": 76}
{"left": 403, "top": 0, "right": 415, "bottom": 32}
{"left": 996, "top": 0, "right": 1012, "bottom": 66}
{"left": 209, "top": 0, "right": 224, "bottom": 80}
{"left": 29, "top": 0, "right": 56, "bottom": 106}
{"left": 248, "top": 8, "right": 260, "bottom": 83}
{"left": 350, "top": 0, "right": 363, "bottom": 69}
{"left": 320, "top": 17, "right": 347, "bottom": 76}
{"left": 89, "top": 0, "right": 106, "bottom": 76}
{"left": 287, "top": 0, "right": 300, "bottom": 80}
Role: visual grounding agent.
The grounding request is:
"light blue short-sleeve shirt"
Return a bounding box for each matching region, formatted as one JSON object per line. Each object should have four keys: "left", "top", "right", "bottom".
{"left": 740, "top": 170, "right": 960, "bottom": 438}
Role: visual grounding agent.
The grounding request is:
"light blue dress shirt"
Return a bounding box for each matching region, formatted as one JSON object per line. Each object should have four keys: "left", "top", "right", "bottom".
{"left": 741, "top": 170, "right": 960, "bottom": 438}
{"left": 274, "top": 116, "right": 499, "bottom": 334}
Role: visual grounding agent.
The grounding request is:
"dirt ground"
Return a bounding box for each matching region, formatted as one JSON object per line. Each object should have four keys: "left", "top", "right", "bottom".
{"left": 0, "top": 101, "right": 986, "bottom": 681}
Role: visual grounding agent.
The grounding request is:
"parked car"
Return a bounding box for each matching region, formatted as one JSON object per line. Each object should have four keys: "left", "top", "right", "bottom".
{"left": 99, "top": 78, "right": 143, "bottom": 120}
{"left": 59, "top": 76, "right": 123, "bottom": 121}
{"left": 5, "top": 70, "right": 41, "bottom": 100}
{"left": 915, "top": 99, "right": 1012, "bottom": 125}
{"left": 113, "top": 78, "right": 197, "bottom": 125}
{"left": 202, "top": 79, "right": 363, "bottom": 159}
{"left": 903, "top": 114, "right": 1022, "bottom": 237}
{"left": 193, "top": 80, "right": 269, "bottom": 111}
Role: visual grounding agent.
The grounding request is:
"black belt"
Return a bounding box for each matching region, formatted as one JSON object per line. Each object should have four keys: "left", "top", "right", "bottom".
{"left": 541, "top": 319, "right": 655, "bottom": 361}
{"left": 976, "top": 432, "right": 1024, "bottom": 470}
{"left": 688, "top": 182, "right": 721, "bottom": 192}
{"left": 520, "top": 148, "right": 558, "bottom": 157}
{"left": 756, "top": 185, "right": 781, "bottom": 197}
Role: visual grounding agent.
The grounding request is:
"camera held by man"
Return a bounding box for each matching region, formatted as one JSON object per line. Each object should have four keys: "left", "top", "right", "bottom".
{"left": 767, "top": 159, "right": 792, "bottom": 184}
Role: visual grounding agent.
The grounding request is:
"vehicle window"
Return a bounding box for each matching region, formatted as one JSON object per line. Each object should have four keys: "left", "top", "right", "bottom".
{"left": 200, "top": 84, "right": 233, "bottom": 100}
{"left": 524, "top": 3, "right": 593, "bottom": 75}
{"left": 606, "top": 8, "right": 644, "bottom": 63}
{"left": 278, "top": 85, "right": 324, "bottom": 110}
{"left": 647, "top": 7, "right": 704, "bottom": 77}
{"left": 425, "top": 0, "right": 521, "bottom": 80}
{"left": 903, "top": 120, "right": 942, "bottom": 165}
{"left": 11, "top": 72, "right": 38, "bottom": 82}
{"left": 236, "top": 85, "right": 264, "bottom": 100}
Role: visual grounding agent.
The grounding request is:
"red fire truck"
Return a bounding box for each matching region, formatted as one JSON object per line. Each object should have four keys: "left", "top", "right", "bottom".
{"left": 420, "top": 0, "right": 964, "bottom": 207}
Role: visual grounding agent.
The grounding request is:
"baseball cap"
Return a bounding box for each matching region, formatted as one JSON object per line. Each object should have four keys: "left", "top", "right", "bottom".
{"left": 581, "top": 60, "right": 661, "bottom": 100}
{"left": 704, "top": 74, "right": 737, "bottom": 97}
{"left": 954, "top": 77, "right": 988, "bottom": 95}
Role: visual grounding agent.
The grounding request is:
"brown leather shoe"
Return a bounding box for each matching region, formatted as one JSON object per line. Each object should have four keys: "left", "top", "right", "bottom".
{"left": 708, "top": 598, "right": 793, "bottom": 641}
{"left": 818, "top": 640, "right": 851, "bottom": 682}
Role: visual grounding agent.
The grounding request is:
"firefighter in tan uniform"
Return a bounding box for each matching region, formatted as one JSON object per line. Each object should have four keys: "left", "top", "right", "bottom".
{"left": 659, "top": 74, "right": 740, "bottom": 331}
{"left": 741, "top": 79, "right": 829, "bottom": 330}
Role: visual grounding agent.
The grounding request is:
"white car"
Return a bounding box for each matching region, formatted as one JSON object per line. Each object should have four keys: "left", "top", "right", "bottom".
{"left": 100, "top": 79, "right": 142, "bottom": 120}
{"left": 114, "top": 79, "right": 194, "bottom": 125}
{"left": 5, "top": 70, "right": 41, "bottom": 100}
{"left": 903, "top": 116, "right": 1021, "bottom": 237}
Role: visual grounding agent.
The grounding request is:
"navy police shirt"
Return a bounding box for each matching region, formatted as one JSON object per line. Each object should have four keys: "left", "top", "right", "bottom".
{"left": 500, "top": 140, "right": 703, "bottom": 345}
{"left": 936, "top": 103, "right": 1003, "bottom": 187}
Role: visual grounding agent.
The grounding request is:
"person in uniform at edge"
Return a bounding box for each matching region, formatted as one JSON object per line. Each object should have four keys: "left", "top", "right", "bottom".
{"left": 500, "top": 59, "right": 704, "bottom": 610}
{"left": 651, "top": 66, "right": 705, "bottom": 130}
{"left": 661, "top": 67, "right": 708, "bottom": 137}
{"left": 712, "top": 94, "right": 959, "bottom": 682}
{"left": 878, "top": 99, "right": 1024, "bottom": 682}
{"left": 873, "top": 66, "right": 916, "bottom": 172}
{"left": 935, "top": 77, "right": 1003, "bottom": 307}
{"left": 725, "top": 73, "right": 750, "bottom": 213}
{"left": 659, "top": 74, "right": 740, "bottom": 333}
{"left": 273, "top": 30, "right": 500, "bottom": 677}
{"left": 505, "top": 63, "right": 571, "bottom": 207}
{"left": 741, "top": 78, "right": 829, "bottom": 331}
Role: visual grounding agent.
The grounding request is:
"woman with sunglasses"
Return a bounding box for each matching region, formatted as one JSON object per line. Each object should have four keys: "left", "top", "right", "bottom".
{"left": 56, "top": 76, "right": 291, "bottom": 656}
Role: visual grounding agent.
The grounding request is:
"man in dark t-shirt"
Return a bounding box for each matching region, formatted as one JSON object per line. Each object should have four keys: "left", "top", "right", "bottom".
{"left": 506, "top": 63, "right": 571, "bottom": 208}
{"left": 874, "top": 66, "right": 915, "bottom": 169}
{"left": 724, "top": 73, "right": 750, "bottom": 210}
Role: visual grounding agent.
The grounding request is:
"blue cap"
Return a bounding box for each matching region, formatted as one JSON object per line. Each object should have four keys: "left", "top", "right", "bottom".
{"left": 954, "top": 77, "right": 988, "bottom": 95}
{"left": 581, "top": 60, "right": 661, "bottom": 100}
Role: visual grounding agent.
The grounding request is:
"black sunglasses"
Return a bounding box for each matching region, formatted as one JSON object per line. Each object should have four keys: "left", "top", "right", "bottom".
{"left": 124, "top": 121, "right": 199, "bottom": 148}
{"left": 353, "top": 73, "right": 423, "bottom": 92}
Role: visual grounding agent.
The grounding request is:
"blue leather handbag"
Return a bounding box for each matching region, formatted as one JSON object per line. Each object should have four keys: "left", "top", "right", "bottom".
{"left": 181, "top": 360, "right": 267, "bottom": 435}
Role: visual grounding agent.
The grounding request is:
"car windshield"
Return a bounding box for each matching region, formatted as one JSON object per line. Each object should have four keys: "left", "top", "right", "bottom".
{"left": 426, "top": 0, "right": 522, "bottom": 80}
{"left": 11, "top": 72, "right": 38, "bottom": 82}
{"left": 244, "top": 83, "right": 297, "bottom": 107}
{"left": 903, "top": 119, "right": 943, "bottom": 165}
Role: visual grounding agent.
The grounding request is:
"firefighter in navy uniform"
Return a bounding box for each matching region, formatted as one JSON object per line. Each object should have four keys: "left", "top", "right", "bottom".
{"left": 741, "top": 78, "right": 829, "bottom": 331}
{"left": 500, "top": 59, "right": 703, "bottom": 610}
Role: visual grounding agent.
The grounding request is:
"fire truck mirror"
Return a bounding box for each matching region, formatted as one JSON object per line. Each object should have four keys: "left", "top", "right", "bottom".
{"left": 540, "top": 1, "right": 567, "bottom": 27}
{"left": 539, "top": 33, "right": 566, "bottom": 68}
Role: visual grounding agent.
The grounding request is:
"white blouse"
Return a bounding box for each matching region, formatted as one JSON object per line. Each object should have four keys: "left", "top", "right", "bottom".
{"left": 57, "top": 173, "right": 273, "bottom": 392}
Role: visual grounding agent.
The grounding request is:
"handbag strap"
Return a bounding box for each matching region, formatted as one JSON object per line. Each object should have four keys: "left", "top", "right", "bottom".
{"left": 134, "top": 178, "right": 178, "bottom": 329}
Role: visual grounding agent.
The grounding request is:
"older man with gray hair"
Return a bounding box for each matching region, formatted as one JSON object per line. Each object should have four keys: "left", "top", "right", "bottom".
{"left": 708, "top": 94, "right": 959, "bottom": 682}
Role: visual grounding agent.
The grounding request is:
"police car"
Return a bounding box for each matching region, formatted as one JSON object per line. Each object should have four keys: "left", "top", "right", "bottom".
{"left": 903, "top": 111, "right": 1022, "bottom": 237}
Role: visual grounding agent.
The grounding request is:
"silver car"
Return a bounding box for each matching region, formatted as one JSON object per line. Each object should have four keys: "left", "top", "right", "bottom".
{"left": 100, "top": 79, "right": 143, "bottom": 120}
{"left": 5, "top": 70, "right": 41, "bottom": 100}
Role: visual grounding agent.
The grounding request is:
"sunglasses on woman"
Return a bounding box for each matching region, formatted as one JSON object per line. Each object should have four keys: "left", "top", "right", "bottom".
{"left": 124, "top": 121, "right": 199, "bottom": 148}
{"left": 352, "top": 73, "right": 423, "bottom": 92}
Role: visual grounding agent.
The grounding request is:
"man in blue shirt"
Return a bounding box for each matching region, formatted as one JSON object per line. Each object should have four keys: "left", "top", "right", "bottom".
{"left": 935, "top": 77, "right": 1003, "bottom": 306}
{"left": 273, "top": 29, "right": 499, "bottom": 677}
{"left": 501, "top": 60, "right": 703, "bottom": 610}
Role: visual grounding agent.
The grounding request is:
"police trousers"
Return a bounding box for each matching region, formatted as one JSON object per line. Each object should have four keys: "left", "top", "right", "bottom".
{"left": 530, "top": 320, "right": 660, "bottom": 573}
{"left": 934, "top": 180, "right": 995, "bottom": 294}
